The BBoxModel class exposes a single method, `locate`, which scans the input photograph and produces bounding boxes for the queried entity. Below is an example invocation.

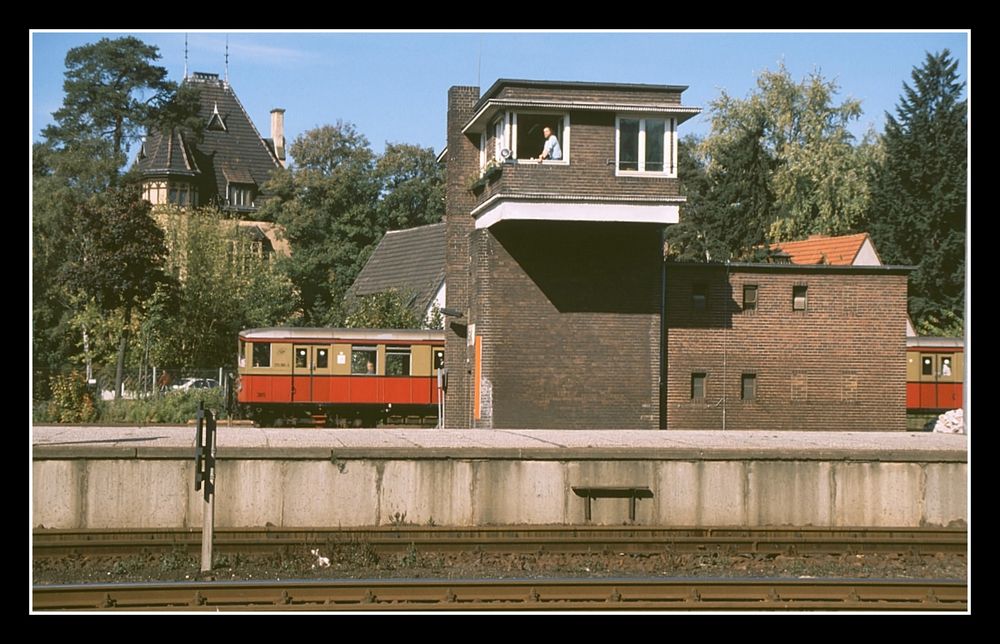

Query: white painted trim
[854,237,882,266]
[462,99,701,134]
[474,200,680,229]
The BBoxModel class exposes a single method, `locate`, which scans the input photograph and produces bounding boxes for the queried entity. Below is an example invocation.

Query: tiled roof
[136,73,281,205]
[347,223,446,315]
[770,233,873,266]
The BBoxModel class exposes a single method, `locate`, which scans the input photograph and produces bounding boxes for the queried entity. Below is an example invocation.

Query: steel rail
[32,578,968,611]
[33,527,968,557]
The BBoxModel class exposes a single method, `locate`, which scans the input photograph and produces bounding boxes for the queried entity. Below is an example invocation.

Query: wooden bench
[571,486,654,522]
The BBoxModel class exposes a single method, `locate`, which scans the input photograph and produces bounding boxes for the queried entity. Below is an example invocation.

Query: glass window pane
[645,119,665,172]
[619,118,639,171]
[295,348,308,368]
[252,343,271,368]
[741,374,756,400]
[316,349,328,369]
[922,357,933,376]
[386,347,411,376]
[793,286,808,311]
[691,373,706,400]
[743,285,758,311]
[352,347,377,375]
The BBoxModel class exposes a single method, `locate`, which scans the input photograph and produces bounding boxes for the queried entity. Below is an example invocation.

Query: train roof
[239,327,445,342]
[906,336,964,348]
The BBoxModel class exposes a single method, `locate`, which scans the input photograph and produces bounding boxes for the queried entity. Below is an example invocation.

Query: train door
[292,345,314,402]
[935,353,960,409]
[918,353,958,410]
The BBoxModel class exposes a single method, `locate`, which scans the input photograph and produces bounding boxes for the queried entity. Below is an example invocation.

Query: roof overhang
[463,99,702,134]
[472,194,684,229]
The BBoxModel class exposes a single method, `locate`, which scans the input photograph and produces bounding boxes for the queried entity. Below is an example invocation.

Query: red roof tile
[771,233,873,266]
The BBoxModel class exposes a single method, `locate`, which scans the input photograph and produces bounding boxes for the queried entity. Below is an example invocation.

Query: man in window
[537,126,562,162]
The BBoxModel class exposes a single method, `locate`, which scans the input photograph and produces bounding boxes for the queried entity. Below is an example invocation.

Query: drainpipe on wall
[660,227,668,430]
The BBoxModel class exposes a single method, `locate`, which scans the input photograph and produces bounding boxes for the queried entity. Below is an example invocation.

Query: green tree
[59,184,174,398]
[343,290,422,329]
[865,50,967,336]
[259,121,381,325]
[143,207,298,369]
[41,36,198,182]
[697,64,871,256]
[375,142,445,229]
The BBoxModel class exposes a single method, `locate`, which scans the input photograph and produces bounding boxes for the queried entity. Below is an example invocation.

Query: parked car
[172,378,219,391]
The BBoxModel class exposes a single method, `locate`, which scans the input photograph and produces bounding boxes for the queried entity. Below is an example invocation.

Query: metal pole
[200,409,216,574]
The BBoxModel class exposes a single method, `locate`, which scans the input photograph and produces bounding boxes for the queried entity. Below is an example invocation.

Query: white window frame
[509,111,570,165]
[615,115,676,177]
[479,132,487,173]
[492,114,510,163]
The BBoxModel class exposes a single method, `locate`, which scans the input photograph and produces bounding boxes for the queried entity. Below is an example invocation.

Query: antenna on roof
[224,35,230,86]
[184,33,189,79]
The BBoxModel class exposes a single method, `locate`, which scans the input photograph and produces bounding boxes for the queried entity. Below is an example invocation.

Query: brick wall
[664,264,909,431]
[491,84,684,105]
[474,221,663,429]
[444,86,480,428]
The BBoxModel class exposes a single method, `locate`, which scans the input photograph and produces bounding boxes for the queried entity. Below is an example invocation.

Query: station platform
[32,426,968,531]
[32,425,967,461]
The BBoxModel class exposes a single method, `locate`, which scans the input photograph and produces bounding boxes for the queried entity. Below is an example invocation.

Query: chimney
[270,108,286,166]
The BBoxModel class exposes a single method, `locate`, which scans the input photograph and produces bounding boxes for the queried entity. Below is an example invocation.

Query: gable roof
[347,222,446,315]
[136,72,281,205]
[770,233,877,266]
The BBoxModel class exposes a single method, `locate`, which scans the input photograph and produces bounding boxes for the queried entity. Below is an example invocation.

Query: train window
[352,346,377,375]
[691,373,706,400]
[922,357,933,376]
[295,348,308,368]
[252,343,271,368]
[386,346,411,376]
[743,285,758,312]
[741,373,756,401]
[316,348,329,369]
[239,340,247,368]
[692,283,707,310]
[434,349,445,370]
[792,285,808,311]
[940,357,952,376]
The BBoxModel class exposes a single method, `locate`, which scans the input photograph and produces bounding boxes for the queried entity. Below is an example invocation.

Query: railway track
[32,578,968,611]
[33,526,966,556]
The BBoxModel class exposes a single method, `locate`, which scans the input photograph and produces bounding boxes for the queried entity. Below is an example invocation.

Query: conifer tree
[866,50,967,336]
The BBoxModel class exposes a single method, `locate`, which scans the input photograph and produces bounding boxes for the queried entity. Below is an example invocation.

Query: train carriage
[906,337,964,413]
[237,327,445,427]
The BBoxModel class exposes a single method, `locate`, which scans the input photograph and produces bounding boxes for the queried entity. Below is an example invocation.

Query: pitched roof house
[346,222,446,324]
[135,71,285,214]
[772,233,916,336]
[770,233,881,266]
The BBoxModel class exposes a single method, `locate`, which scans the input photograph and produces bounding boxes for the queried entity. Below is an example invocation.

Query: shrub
[47,371,98,423]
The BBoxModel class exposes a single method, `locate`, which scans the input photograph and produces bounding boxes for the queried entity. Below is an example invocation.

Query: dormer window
[228,183,255,208]
[616,115,676,176]
[207,102,227,132]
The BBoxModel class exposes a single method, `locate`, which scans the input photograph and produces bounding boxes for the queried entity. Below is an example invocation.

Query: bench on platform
[571,486,653,522]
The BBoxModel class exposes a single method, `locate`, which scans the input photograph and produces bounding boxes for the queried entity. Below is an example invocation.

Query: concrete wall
[33,456,966,530]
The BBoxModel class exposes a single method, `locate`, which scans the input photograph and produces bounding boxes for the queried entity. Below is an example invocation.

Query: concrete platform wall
[33,457,967,530]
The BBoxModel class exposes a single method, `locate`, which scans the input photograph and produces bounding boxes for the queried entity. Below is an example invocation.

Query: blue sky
[31,30,969,160]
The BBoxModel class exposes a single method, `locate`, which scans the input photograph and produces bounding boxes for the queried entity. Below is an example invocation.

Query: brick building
[443,80,699,429]
[442,79,910,430]
[664,263,909,431]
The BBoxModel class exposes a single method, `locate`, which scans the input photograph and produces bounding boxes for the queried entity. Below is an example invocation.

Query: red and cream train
[236,327,445,427]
